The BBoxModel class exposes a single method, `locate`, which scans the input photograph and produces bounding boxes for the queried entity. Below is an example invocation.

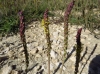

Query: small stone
[53,39,57,44]
[1,65,12,74]
[81,73,86,74]
[87,42,90,45]
[94,29,99,34]
[52,59,59,64]
[72,66,75,69]
[50,63,54,71]
[57,40,61,44]
[67,46,74,53]
[61,27,64,31]
[35,54,41,58]
[59,35,64,40]
[34,42,39,47]
[88,38,92,40]
[63,66,66,71]
[19,47,24,52]
[1,47,9,54]
[21,64,26,70]
[7,50,13,58]
[27,43,32,48]
[41,65,45,70]
[6,43,10,47]
[82,59,86,63]
[55,62,60,67]
[37,65,42,71]
[84,29,91,34]
[10,70,18,74]
[29,48,38,55]
[70,56,76,62]
[37,45,44,51]
[50,50,58,59]
[81,38,85,42]
[61,51,64,55]
[53,32,59,38]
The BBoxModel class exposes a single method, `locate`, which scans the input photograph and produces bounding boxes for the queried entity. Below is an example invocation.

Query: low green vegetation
[0,0,100,34]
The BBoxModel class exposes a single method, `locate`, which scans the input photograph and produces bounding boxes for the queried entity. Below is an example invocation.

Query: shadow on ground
[80,44,98,74]
[53,43,98,74]
[53,46,76,74]
[88,54,100,74]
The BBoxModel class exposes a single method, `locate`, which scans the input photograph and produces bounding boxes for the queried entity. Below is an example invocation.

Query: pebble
[35,54,41,58]
[10,70,18,74]
[1,47,9,54]
[50,63,54,71]
[52,39,57,44]
[63,66,66,71]
[19,47,24,52]
[94,29,99,34]
[53,32,59,38]
[37,45,44,51]
[1,65,12,74]
[50,50,58,59]
[70,56,76,62]
[55,62,61,67]
[29,48,38,55]
[7,50,13,58]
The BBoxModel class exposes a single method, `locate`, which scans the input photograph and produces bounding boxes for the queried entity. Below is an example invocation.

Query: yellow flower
[41,19,50,27]
[41,19,45,27]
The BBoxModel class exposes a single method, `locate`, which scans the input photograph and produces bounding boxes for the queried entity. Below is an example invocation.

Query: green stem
[22,35,29,73]
[45,24,51,74]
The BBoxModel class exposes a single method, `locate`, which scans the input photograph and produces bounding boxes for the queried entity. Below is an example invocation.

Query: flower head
[43,9,48,21]
[64,1,75,21]
[19,11,25,41]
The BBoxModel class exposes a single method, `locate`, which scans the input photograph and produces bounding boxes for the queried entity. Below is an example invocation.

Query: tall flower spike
[60,1,75,74]
[19,11,29,73]
[75,28,82,74]
[42,9,51,74]
[43,9,48,21]
[19,11,25,42]
[64,0,75,21]
[64,0,75,52]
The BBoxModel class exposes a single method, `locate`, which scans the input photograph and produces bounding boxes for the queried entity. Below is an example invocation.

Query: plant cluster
[18,0,83,74]
[0,0,100,74]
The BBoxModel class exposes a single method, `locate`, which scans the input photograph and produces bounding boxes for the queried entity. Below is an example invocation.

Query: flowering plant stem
[74,28,82,74]
[60,1,75,74]
[22,37,29,73]
[45,25,51,74]
[41,10,51,74]
[19,11,29,73]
